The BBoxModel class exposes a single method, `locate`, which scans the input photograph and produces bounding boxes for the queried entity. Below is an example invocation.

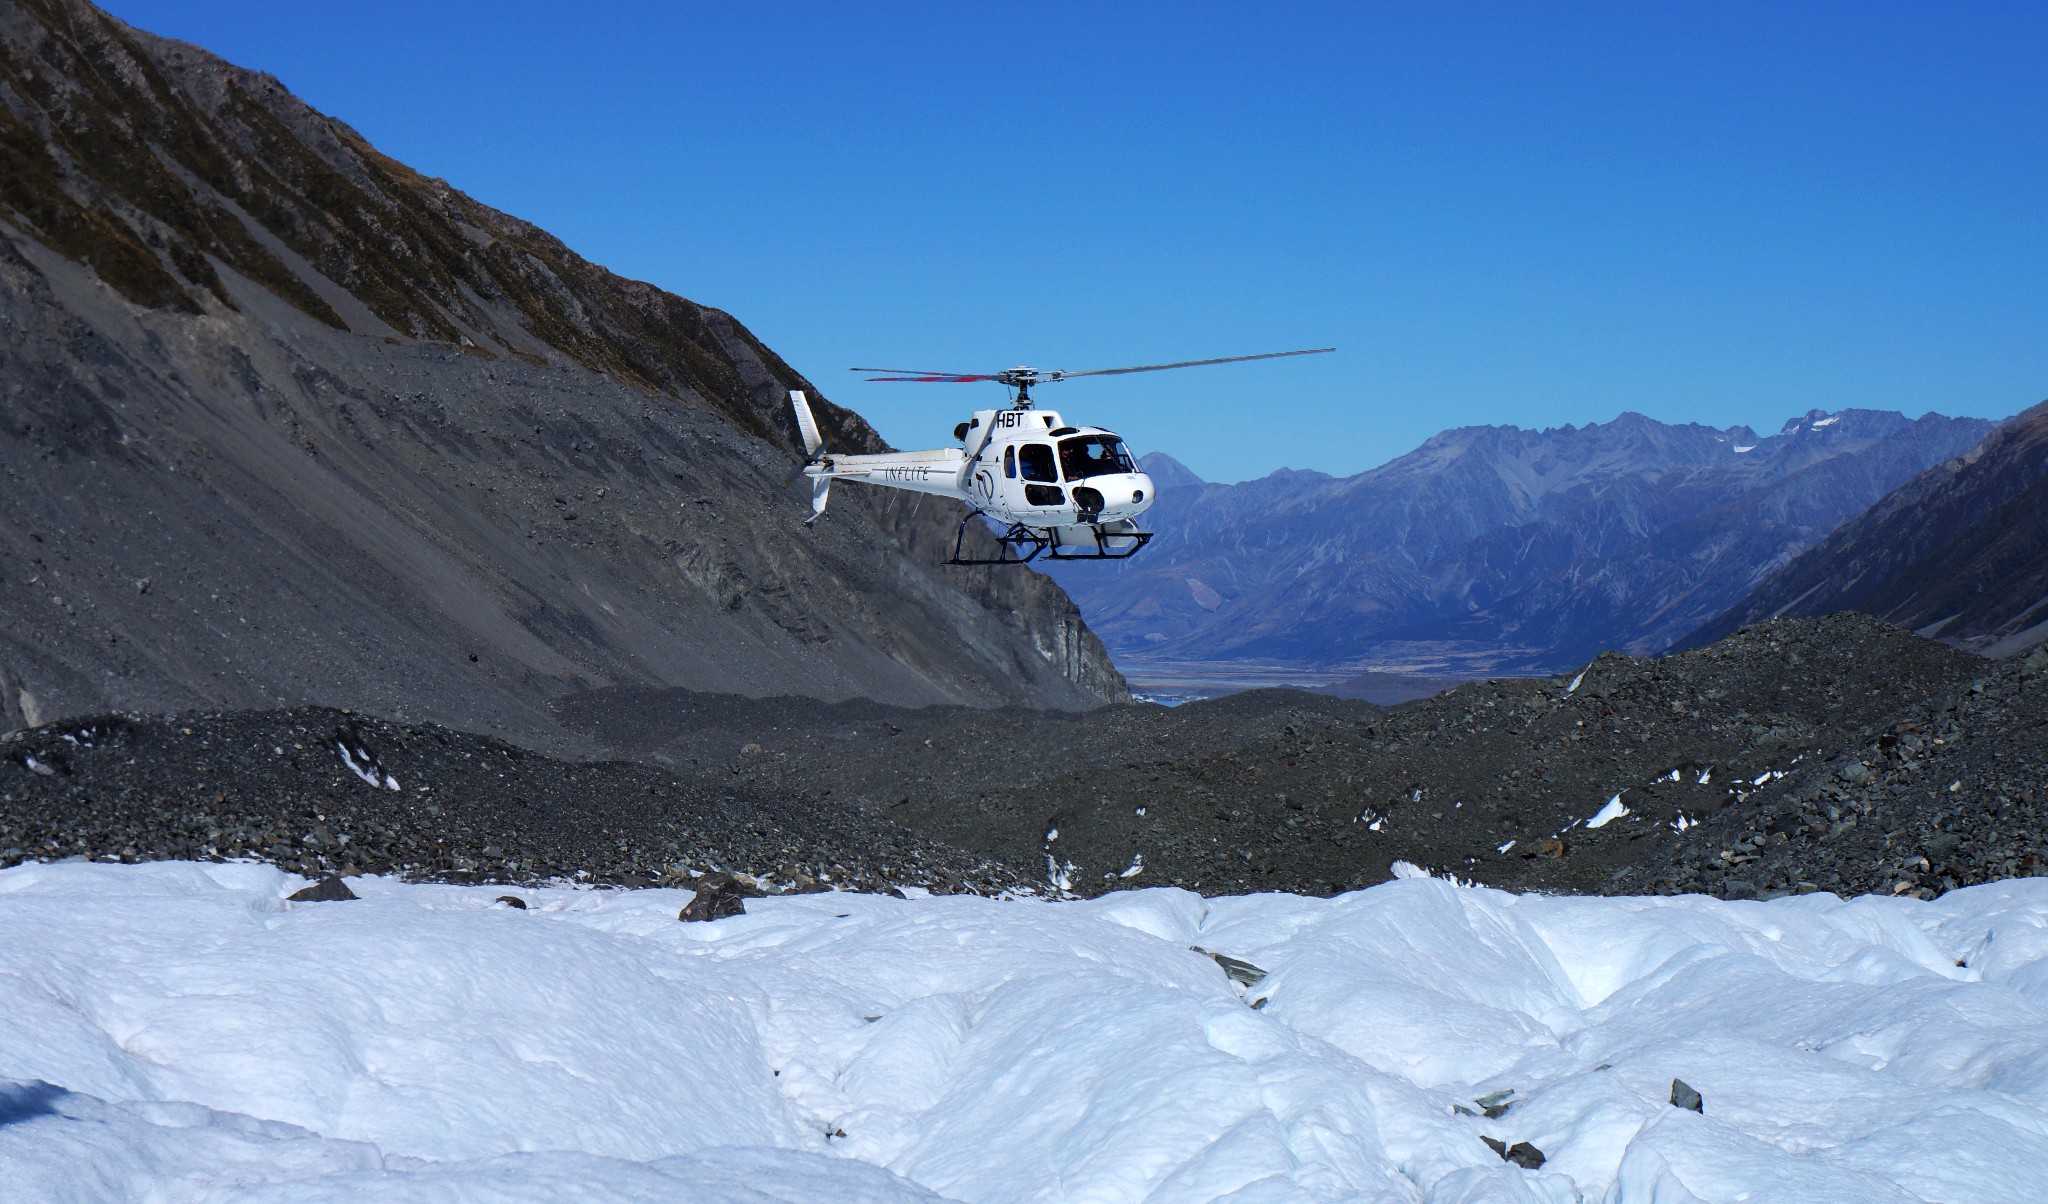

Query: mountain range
[0,0,1121,749]
[1048,408,1999,679]
[1688,400,2048,657]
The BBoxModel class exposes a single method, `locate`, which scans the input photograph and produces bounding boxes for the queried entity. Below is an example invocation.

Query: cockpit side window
[1058,436,1136,480]
[1017,443,1058,482]
[1003,445,1016,478]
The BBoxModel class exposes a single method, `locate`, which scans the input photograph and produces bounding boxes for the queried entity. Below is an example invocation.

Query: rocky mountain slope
[0,0,1121,749]
[1687,400,2048,658]
[1049,410,1997,680]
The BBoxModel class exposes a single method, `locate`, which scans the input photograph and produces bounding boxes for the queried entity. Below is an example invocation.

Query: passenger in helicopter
[1017,443,1059,483]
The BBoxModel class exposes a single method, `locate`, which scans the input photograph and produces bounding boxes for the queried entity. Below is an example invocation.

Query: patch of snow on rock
[1586,795,1631,829]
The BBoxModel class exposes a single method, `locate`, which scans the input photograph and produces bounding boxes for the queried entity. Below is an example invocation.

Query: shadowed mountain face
[1047,410,1998,679]
[1687,401,2048,659]
[0,0,1122,748]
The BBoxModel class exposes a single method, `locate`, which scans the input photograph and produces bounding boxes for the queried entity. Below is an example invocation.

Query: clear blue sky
[103,1,2047,482]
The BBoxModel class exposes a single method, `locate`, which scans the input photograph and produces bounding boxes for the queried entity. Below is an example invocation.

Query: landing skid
[946,515,1153,566]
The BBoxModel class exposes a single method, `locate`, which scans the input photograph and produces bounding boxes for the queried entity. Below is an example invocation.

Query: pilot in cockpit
[1059,436,1134,480]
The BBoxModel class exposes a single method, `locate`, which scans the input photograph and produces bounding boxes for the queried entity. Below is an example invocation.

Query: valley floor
[4,861,2048,1202]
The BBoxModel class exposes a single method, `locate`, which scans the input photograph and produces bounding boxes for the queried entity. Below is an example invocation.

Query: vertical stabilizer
[790,390,824,456]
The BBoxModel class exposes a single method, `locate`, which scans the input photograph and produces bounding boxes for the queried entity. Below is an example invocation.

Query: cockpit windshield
[1058,436,1136,480]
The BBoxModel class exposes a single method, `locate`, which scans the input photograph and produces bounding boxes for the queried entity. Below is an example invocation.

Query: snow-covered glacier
[4,861,2047,1202]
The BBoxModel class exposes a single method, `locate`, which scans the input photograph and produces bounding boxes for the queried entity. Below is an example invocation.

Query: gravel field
[896,614,1992,897]
[4,614,2041,904]
[0,708,1022,896]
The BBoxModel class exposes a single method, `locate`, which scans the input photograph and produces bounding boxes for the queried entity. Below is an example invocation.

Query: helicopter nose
[1112,472,1155,515]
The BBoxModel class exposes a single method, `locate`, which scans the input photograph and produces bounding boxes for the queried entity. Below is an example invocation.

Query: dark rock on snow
[1194,948,1268,987]
[679,873,762,923]
[1482,1136,1547,1170]
[289,876,356,902]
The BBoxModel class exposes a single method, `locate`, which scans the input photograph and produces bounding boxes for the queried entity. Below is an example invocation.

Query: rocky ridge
[1688,400,2048,658]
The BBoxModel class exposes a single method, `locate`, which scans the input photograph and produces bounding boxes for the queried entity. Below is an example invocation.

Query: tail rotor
[785,391,834,522]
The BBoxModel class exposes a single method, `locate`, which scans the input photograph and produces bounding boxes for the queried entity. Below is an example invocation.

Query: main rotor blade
[1054,348,1334,380]
[858,372,1006,383]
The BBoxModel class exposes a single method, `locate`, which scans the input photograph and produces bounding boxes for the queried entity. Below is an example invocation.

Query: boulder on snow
[1482,1136,1546,1169]
[288,876,357,902]
[1191,947,1268,986]
[1671,1078,1703,1112]
[679,873,761,922]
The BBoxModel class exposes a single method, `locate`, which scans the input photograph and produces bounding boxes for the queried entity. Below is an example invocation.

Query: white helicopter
[788,348,1332,565]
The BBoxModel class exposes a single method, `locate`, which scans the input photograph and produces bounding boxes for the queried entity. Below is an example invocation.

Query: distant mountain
[1049,408,1999,678]
[0,0,1121,746]
[1686,401,2048,657]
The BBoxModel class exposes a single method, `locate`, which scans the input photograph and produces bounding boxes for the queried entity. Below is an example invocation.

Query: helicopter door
[1016,443,1064,507]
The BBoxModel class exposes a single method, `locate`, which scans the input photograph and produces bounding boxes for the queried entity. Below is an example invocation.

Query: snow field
[3,863,2048,1201]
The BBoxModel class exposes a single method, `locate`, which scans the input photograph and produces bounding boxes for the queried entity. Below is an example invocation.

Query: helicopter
[788,348,1332,565]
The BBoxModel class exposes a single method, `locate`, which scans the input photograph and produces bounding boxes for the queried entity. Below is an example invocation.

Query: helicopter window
[1017,443,1058,482]
[1004,445,1016,478]
[1058,436,1136,480]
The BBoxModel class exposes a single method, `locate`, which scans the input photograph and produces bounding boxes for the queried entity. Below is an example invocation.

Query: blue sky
[103,1,2047,481]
